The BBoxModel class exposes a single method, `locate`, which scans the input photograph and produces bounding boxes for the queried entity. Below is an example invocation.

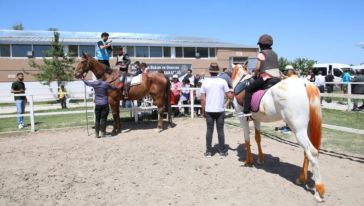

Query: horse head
[74,52,92,79]
[231,64,250,88]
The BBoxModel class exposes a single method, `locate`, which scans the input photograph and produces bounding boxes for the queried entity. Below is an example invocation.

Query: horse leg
[240,117,253,166]
[156,106,164,132]
[109,99,121,135]
[296,153,309,185]
[295,129,325,202]
[254,121,264,164]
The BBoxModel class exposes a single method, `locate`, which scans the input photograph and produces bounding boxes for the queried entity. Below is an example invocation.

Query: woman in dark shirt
[83,79,118,138]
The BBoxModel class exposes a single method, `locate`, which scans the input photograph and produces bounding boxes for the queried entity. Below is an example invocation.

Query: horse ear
[82,52,88,59]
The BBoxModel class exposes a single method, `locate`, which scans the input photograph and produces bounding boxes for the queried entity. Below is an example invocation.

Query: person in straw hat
[201,63,234,157]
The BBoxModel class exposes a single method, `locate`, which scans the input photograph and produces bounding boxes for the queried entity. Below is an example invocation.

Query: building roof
[0,30,257,49]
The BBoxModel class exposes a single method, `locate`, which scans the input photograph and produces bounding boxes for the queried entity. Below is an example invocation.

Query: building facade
[0,30,258,82]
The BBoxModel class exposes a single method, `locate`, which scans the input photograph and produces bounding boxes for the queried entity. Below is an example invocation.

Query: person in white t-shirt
[315,70,326,105]
[201,63,234,157]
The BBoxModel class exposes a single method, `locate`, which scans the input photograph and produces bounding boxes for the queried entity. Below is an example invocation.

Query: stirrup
[235,112,252,117]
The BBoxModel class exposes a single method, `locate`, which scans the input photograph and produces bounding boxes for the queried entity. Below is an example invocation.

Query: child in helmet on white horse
[242,34,281,116]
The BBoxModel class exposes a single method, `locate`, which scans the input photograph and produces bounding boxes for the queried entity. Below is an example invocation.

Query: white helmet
[284,65,294,71]
[172,74,178,79]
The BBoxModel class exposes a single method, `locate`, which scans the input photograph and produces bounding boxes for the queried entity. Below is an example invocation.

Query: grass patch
[322,108,364,130]
[321,128,364,156]
[0,109,135,134]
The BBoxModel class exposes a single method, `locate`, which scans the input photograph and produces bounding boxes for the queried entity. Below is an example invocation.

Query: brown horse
[74,53,173,134]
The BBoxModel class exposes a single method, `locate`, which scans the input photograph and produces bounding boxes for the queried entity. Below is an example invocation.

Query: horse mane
[231,65,238,81]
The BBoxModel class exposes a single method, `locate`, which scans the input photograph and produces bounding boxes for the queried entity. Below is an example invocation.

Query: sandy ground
[0,118,363,206]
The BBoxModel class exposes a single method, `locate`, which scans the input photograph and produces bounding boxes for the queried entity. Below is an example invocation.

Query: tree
[291,58,317,75]
[28,32,75,85]
[12,23,24,30]
[278,57,291,71]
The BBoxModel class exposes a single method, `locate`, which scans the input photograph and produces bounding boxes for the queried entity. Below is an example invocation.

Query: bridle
[80,57,120,83]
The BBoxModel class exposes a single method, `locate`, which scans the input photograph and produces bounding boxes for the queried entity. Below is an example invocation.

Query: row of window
[0,44,216,58]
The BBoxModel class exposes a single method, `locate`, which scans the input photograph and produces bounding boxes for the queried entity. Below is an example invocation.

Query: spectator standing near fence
[170,74,182,116]
[194,79,203,117]
[315,71,325,105]
[201,63,234,157]
[58,85,68,109]
[82,78,118,138]
[325,69,334,103]
[339,70,351,104]
[11,73,27,129]
[181,78,191,115]
[183,69,195,87]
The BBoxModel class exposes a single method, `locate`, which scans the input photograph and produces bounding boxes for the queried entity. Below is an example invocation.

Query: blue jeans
[15,100,26,125]
[205,112,226,153]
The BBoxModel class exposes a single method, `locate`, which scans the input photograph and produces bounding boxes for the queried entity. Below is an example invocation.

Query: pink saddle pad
[251,90,267,112]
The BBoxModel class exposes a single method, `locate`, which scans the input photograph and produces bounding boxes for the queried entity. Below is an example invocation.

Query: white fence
[1,83,363,133]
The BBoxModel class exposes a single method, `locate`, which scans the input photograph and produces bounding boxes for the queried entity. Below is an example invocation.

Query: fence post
[347,82,352,111]
[133,100,138,123]
[190,88,194,119]
[29,95,35,132]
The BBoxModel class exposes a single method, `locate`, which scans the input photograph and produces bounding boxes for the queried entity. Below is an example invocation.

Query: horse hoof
[314,193,324,203]
[155,128,163,133]
[257,159,264,165]
[295,178,304,185]
[243,161,253,167]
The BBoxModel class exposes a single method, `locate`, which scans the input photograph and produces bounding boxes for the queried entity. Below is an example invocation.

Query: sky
[0,0,363,65]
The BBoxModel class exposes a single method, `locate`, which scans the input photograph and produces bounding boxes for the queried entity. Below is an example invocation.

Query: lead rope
[84,84,90,136]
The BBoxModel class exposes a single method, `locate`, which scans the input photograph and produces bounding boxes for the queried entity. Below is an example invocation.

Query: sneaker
[18,124,23,129]
[281,128,291,134]
[219,151,228,157]
[204,151,213,157]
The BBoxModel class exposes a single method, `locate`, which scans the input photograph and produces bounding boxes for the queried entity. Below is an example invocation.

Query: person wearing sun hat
[282,64,297,79]
[200,63,234,157]
[170,74,182,116]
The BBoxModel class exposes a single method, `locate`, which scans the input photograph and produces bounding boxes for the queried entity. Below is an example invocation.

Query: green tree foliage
[12,23,24,30]
[28,32,75,85]
[278,57,290,71]
[291,58,317,75]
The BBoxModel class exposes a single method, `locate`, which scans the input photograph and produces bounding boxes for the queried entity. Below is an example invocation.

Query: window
[79,45,95,57]
[163,47,171,57]
[0,44,10,57]
[209,48,216,58]
[197,47,208,58]
[176,47,183,58]
[150,46,162,57]
[136,46,149,57]
[68,45,78,57]
[33,45,51,57]
[112,46,123,57]
[12,45,32,57]
[126,46,134,57]
[184,47,195,58]
[333,68,342,77]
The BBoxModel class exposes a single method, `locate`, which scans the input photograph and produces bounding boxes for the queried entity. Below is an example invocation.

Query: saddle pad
[130,74,142,86]
[251,89,267,112]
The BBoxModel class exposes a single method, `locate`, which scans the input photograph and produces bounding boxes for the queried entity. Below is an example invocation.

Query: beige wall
[0,47,257,82]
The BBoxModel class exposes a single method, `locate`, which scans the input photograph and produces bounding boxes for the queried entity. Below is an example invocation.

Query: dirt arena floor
[0,118,363,206]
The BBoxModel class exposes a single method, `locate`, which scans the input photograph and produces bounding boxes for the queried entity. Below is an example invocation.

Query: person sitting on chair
[242,34,280,116]
[116,47,131,98]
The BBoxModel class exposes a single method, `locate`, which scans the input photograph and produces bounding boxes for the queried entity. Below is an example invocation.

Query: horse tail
[305,82,322,150]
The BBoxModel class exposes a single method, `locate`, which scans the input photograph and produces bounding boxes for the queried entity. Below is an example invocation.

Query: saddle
[234,77,280,112]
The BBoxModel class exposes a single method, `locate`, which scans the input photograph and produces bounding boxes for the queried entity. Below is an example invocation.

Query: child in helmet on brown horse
[242,34,280,115]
